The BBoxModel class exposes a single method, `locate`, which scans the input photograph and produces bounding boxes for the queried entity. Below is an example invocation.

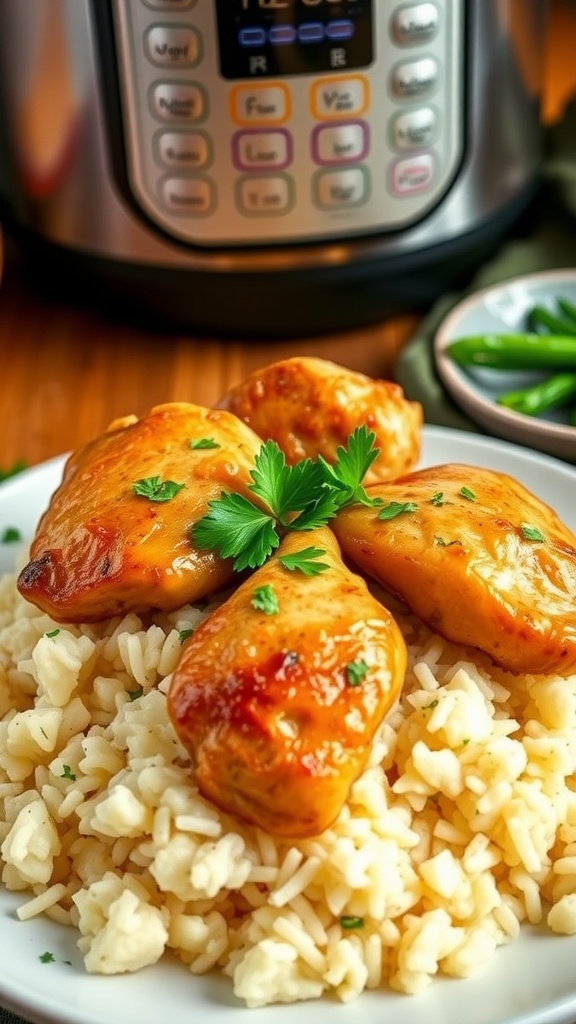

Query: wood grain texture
[0,243,419,469]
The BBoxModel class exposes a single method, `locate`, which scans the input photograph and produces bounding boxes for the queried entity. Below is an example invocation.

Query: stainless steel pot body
[0,1,549,335]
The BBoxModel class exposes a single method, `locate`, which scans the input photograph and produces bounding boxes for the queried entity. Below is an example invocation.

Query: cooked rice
[1,563,576,1007]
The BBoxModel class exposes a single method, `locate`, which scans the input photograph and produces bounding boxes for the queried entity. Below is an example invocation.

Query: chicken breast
[168,527,407,837]
[332,463,576,676]
[217,356,422,483]
[17,403,265,621]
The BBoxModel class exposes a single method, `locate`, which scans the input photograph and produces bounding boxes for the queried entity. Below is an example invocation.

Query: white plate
[433,269,576,464]
[1,429,576,1024]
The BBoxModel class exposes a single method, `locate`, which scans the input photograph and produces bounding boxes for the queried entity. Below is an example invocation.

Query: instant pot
[0,0,549,337]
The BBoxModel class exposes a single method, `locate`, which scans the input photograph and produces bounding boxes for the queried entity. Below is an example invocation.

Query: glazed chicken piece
[168,527,407,838]
[217,356,422,483]
[17,403,265,622]
[332,464,576,676]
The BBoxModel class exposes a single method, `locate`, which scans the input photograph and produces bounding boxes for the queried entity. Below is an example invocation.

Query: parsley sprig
[279,546,330,576]
[193,426,380,572]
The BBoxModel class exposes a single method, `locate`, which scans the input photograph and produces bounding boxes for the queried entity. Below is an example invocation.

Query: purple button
[232,129,293,171]
[269,25,297,45]
[239,27,266,47]
[311,121,369,166]
[325,20,355,41]
[298,23,324,43]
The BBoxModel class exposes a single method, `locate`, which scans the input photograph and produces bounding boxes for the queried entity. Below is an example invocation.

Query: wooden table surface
[0,0,573,472]
[0,238,420,470]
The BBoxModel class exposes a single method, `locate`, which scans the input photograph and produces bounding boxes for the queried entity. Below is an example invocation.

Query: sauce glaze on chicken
[217,356,422,484]
[15,357,576,838]
[168,528,407,837]
[17,403,265,621]
[333,463,576,676]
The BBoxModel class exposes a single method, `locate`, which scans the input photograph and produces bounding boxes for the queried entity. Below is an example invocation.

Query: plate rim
[433,269,576,450]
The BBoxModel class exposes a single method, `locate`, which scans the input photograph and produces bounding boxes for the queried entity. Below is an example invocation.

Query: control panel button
[315,167,369,209]
[231,84,291,125]
[233,130,292,171]
[392,107,437,149]
[312,122,369,165]
[145,25,201,68]
[237,175,293,216]
[160,176,214,214]
[156,130,211,168]
[268,25,297,45]
[325,20,355,42]
[390,153,435,194]
[298,23,324,43]
[311,75,369,119]
[238,27,267,47]
[150,82,206,122]
[391,57,439,100]
[391,4,440,45]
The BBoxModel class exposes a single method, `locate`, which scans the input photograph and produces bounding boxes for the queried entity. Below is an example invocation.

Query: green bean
[527,306,576,336]
[569,406,576,427]
[556,296,576,326]
[496,373,576,416]
[446,334,576,370]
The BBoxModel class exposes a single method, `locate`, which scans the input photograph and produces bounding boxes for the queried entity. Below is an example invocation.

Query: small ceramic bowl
[434,269,576,464]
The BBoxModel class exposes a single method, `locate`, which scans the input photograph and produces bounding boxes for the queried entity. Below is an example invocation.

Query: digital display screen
[215,0,373,80]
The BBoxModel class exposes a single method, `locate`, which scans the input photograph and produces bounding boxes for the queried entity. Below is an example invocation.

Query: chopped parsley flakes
[346,660,370,687]
[189,437,221,450]
[251,583,279,615]
[459,486,476,502]
[520,524,546,542]
[132,476,184,503]
[339,916,364,930]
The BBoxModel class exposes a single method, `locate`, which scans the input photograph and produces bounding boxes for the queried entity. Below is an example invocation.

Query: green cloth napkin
[393,100,576,431]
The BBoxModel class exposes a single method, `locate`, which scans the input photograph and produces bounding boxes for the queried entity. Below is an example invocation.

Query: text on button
[311,75,369,119]
[145,26,200,67]
[237,175,292,215]
[391,154,435,194]
[312,121,368,164]
[157,131,210,168]
[150,83,206,122]
[233,130,292,170]
[160,176,214,214]
[231,84,290,125]
[315,167,368,208]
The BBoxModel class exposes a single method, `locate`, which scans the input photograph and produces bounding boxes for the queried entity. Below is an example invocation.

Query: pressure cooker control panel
[111,0,465,247]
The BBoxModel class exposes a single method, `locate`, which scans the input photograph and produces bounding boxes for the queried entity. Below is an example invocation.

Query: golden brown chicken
[217,356,422,483]
[168,527,407,838]
[17,403,265,622]
[332,463,576,676]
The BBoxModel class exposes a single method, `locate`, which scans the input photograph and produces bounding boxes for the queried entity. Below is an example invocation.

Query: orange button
[230,83,291,126]
[311,75,369,120]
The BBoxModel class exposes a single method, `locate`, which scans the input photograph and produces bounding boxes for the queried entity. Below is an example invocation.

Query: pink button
[390,154,434,195]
